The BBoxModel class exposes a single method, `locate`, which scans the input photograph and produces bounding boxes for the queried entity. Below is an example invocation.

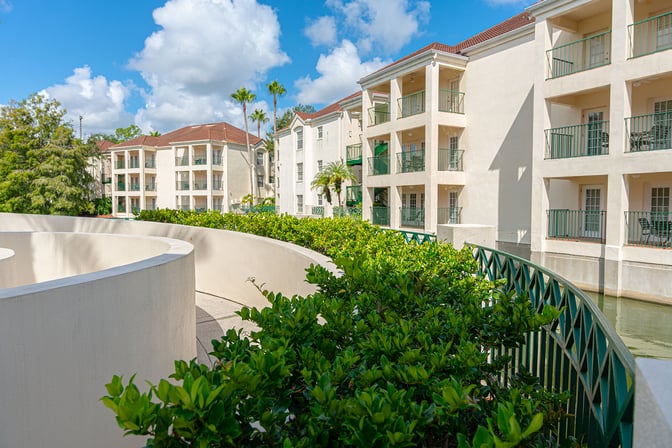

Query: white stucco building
[109,122,270,217]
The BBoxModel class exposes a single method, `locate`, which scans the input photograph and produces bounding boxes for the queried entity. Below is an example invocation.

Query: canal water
[586,292,672,360]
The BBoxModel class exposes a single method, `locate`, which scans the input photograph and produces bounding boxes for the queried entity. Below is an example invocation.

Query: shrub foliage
[103,210,567,447]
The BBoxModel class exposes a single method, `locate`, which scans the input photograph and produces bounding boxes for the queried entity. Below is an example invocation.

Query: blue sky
[0,0,535,136]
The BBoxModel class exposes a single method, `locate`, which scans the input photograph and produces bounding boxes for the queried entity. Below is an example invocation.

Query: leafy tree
[114,124,143,142]
[0,94,96,215]
[231,87,257,199]
[276,104,316,131]
[149,130,161,137]
[249,109,269,138]
[310,160,356,208]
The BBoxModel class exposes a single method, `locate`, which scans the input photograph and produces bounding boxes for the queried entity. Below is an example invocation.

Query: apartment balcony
[311,206,324,217]
[437,207,462,225]
[438,148,464,171]
[212,156,223,165]
[368,104,390,126]
[131,206,140,215]
[346,143,363,165]
[397,91,425,118]
[176,157,189,166]
[193,182,207,191]
[368,155,390,175]
[145,183,156,192]
[129,160,140,169]
[116,182,126,191]
[334,206,361,218]
[547,209,606,243]
[178,204,190,211]
[625,211,671,248]
[212,181,223,190]
[116,160,125,169]
[194,156,207,166]
[546,31,611,79]
[400,207,424,228]
[145,159,156,169]
[396,150,425,173]
[117,204,126,213]
[346,185,362,206]
[438,90,465,114]
[544,121,609,159]
[129,183,141,192]
[371,206,390,226]
[176,181,190,191]
[629,11,672,58]
[625,111,672,152]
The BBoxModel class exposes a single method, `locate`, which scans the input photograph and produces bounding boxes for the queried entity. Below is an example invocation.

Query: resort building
[89,140,113,201]
[109,122,268,217]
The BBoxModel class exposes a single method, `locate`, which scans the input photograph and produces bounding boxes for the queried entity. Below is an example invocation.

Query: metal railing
[398,90,425,118]
[193,182,207,190]
[116,160,125,169]
[176,181,190,191]
[129,160,140,169]
[311,206,324,217]
[437,207,462,224]
[625,111,672,152]
[397,149,425,173]
[400,207,425,228]
[438,89,465,114]
[368,104,390,126]
[145,159,156,169]
[546,31,611,79]
[438,148,464,171]
[116,182,126,191]
[368,155,390,175]
[129,183,141,192]
[178,204,190,211]
[397,229,436,244]
[629,11,672,58]
[212,181,223,190]
[472,245,634,448]
[545,121,610,159]
[334,206,362,218]
[212,156,223,165]
[194,156,207,165]
[625,210,672,248]
[175,157,189,166]
[371,206,390,226]
[547,209,606,243]
[145,183,156,191]
[117,204,126,213]
[346,144,363,165]
[346,185,362,206]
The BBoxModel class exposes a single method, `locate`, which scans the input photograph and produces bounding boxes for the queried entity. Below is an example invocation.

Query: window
[656,14,672,50]
[653,100,672,149]
[449,191,459,224]
[297,163,303,182]
[296,127,303,151]
[651,187,670,220]
[317,126,323,140]
[317,160,323,172]
[257,175,264,188]
[256,151,264,166]
[297,195,303,213]
[269,175,275,184]
[318,194,323,206]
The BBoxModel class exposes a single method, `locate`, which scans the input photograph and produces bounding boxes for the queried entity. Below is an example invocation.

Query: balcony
[145,159,156,169]
[116,182,126,191]
[178,205,190,211]
[368,103,390,126]
[547,209,606,243]
[396,150,425,173]
[194,156,207,166]
[193,182,207,190]
[438,90,464,114]
[546,31,611,79]
[438,148,464,171]
[311,206,324,217]
[129,160,140,169]
[625,112,672,152]
[117,204,126,213]
[129,183,141,192]
[212,156,223,165]
[625,211,671,248]
[397,91,425,118]
[175,157,189,166]
[437,207,462,224]
[145,183,156,192]
[346,144,363,165]
[400,207,424,228]
[629,11,672,58]
[212,181,223,190]
[346,185,362,206]
[116,160,125,169]
[371,206,390,226]
[368,155,390,175]
[176,181,190,191]
[545,121,609,159]
[334,206,361,218]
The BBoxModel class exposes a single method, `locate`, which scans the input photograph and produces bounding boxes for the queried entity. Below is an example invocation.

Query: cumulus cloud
[305,16,338,47]
[325,0,430,54]
[129,0,289,132]
[295,40,388,105]
[41,66,134,135]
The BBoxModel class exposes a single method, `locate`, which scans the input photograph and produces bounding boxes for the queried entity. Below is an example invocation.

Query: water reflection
[586,292,672,360]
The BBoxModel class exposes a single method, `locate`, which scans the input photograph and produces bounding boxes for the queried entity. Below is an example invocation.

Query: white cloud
[0,1,12,13]
[41,66,134,136]
[305,16,338,47]
[295,40,388,105]
[129,0,289,132]
[325,0,430,54]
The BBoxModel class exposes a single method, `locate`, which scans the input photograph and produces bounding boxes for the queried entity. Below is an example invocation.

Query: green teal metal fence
[545,121,610,159]
[629,11,672,58]
[625,111,672,152]
[546,31,612,78]
[472,245,635,448]
[625,210,672,248]
[398,90,425,118]
[397,149,425,173]
[547,209,606,243]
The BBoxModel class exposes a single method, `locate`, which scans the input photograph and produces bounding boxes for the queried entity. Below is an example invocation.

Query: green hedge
[103,210,569,447]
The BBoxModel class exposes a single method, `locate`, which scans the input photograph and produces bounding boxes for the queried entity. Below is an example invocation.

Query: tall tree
[249,109,269,138]
[231,87,257,199]
[0,94,96,215]
[267,81,286,197]
[310,160,356,209]
[114,124,143,142]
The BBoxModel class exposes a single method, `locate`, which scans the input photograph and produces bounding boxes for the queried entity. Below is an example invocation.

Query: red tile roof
[299,91,363,121]
[95,140,116,152]
[110,122,261,149]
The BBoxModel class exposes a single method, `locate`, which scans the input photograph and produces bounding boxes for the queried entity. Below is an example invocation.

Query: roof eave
[460,22,535,56]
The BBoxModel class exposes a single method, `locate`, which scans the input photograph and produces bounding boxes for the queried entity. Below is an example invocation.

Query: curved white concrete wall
[0,231,195,448]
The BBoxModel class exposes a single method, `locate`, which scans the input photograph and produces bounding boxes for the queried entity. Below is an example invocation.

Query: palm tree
[231,87,257,198]
[310,160,356,210]
[249,109,269,138]
[267,80,286,197]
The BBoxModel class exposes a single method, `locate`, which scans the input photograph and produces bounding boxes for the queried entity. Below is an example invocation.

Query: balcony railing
[334,206,362,218]
[625,111,672,152]
[212,156,223,165]
[625,210,672,248]
[175,157,189,166]
[346,185,362,206]
[194,156,207,165]
[129,160,140,169]
[117,204,126,213]
[396,150,425,173]
[371,206,390,226]
[398,90,425,118]
[129,183,141,192]
[212,181,223,190]
[178,205,190,211]
[116,160,125,169]
[116,182,126,191]
[547,209,606,243]
[437,207,462,224]
[193,182,207,190]
[400,207,425,228]
[472,246,634,448]
[346,143,363,165]
[145,159,156,169]
[438,90,465,114]
[368,155,390,175]
[545,121,609,159]
[368,103,390,126]
[176,181,190,191]
[145,183,156,192]
[547,31,611,79]
[629,11,672,58]
[438,148,464,171]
